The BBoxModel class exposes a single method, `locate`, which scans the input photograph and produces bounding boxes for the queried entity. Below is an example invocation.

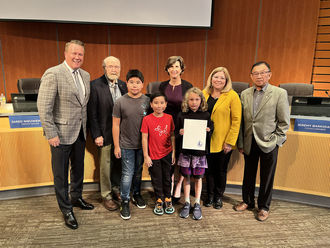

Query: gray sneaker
[193,203,202,220]
[179,202,191,218]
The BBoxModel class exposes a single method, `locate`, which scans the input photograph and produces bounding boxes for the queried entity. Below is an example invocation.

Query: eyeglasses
[106,65,120,70]
[251,71,270,77]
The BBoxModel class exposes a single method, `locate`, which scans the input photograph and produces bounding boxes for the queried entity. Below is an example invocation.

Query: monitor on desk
[11,93,38,113]
[291,96,330,117]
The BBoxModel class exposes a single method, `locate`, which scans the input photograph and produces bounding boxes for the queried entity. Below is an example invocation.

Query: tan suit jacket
[37,62,90,145]
[238,84,290,155]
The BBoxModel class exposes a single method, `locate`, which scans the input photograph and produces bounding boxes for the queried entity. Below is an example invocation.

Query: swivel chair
[146,82,161,94]
[279,83,314,105]
[17,78,41,94]
[232,81,249,95]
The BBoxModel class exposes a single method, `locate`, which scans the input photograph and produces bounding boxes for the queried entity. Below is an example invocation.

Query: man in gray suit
[235,61,290,221]
[37,40,94,230]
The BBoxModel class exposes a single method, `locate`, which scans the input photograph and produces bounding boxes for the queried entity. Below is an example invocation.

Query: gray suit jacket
[238,84,290,155]
[37,62,90,145]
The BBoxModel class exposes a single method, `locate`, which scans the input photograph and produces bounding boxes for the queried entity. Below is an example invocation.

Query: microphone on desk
[325,91,330,97]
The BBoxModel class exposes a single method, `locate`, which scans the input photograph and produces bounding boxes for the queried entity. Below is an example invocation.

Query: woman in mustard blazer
[203,67,242,209]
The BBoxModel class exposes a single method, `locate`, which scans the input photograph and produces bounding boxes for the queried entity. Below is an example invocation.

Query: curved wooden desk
[0,111,329,200]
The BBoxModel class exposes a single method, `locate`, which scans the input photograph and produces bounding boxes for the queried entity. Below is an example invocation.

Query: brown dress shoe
[234,202,249,211]
[257,209,269,221]
[103,199,119,211]
[113,192,121,202]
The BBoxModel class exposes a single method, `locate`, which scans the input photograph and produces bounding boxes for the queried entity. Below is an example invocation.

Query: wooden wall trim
[313,0,330,97]
[0,0,320,100]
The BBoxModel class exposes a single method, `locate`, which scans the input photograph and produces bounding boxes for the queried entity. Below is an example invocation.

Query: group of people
[37,40,290,230]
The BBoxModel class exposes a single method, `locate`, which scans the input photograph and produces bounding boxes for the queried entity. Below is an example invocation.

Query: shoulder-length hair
[164,56,185,74]
[182,87,208,113]
[204,67,232,95]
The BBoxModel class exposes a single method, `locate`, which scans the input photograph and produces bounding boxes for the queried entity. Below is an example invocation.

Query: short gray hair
[65,40,85,52]
[102,56,120,68]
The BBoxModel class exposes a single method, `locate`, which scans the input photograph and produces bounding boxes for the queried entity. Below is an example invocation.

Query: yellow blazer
[203,89,242,153]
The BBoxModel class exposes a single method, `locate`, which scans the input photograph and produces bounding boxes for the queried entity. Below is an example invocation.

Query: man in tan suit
[37,40,94,229]
[235,61,290,221]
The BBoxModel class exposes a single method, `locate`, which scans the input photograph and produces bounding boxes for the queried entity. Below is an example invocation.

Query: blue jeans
[120,148,144,201]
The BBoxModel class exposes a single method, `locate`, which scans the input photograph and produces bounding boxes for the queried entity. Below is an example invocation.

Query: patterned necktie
[73,70,84,102]
[110,82,119,102]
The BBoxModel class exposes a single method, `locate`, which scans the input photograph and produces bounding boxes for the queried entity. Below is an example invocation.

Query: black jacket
[176,110,214,156]
[87,75,127,146]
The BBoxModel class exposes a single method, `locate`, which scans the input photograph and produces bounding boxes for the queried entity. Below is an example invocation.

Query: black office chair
[279,83,314,105]
[17,78,41,94]
[146,82,161,94]
[232,81,249,95]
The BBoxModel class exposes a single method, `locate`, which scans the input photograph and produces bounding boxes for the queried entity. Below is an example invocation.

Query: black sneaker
[213,198,223,209]
[132,194,146,209]
[120,200,131,220]
[172,196,181,205]
[203,198,214,207]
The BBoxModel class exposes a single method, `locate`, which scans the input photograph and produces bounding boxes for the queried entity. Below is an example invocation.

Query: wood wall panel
[257,0,319,85]
[317,25,330,33]
[313,82,330,90]
[0,1,321,101]
[312,74,330,81]
[321,0,330,7]
[158,28,206,89]
[0,22,58,101]
[312,0,330,96]
[315,42,330,50]
[315,50,330,57]
[109,26,158,92]
[206,0,259,85]
[313,90,328,96]
[314,58,330,66]
[317,34,330,41]
[319,17,330,25]
[0,28,4,96]
[313,66,330,73]
[319,8,330,16]
[57,23,109,81]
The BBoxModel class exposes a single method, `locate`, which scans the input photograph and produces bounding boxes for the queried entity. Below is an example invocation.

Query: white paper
[182,119,207,151]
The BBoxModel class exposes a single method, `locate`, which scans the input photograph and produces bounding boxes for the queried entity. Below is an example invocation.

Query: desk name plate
[294,118,330,134]
[9,115,42,128]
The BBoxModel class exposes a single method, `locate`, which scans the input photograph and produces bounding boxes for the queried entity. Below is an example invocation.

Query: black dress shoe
[213,198,223,209]
[72,198,94,210]
[203,198,214,207]
[63,211,78,229]
[172,196,180,205]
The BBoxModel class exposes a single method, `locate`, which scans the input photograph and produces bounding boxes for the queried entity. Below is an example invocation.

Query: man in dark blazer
[37,40,94,230]
[236,61,290,221]
[88,56,127,211]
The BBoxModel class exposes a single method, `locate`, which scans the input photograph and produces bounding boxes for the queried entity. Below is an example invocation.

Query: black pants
[148,152,172,201]
[242,137,278,211]
[50,128,86,213]
[206,150,233,200]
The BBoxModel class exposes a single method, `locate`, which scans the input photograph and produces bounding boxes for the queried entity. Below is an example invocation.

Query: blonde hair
[181,87,208,113]
[204,67,232,95]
